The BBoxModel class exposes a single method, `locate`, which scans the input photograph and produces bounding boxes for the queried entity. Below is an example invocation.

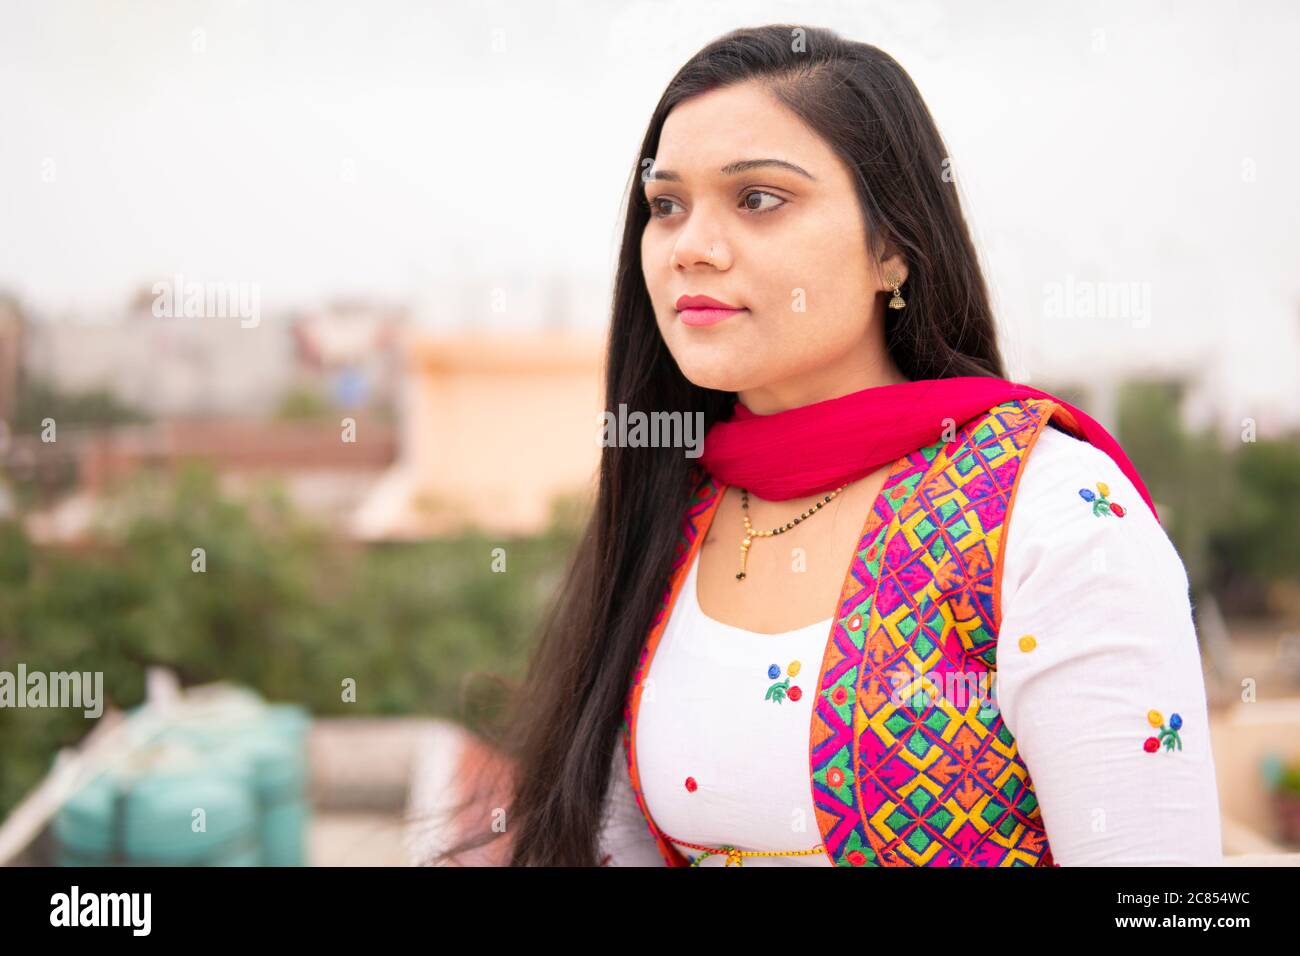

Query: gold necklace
[736,483,849,581]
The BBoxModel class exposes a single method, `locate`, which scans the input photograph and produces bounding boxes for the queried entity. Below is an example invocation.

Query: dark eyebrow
[646,158,817,184]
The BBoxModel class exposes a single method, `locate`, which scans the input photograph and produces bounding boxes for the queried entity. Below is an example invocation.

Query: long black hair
[428,23,1005,866]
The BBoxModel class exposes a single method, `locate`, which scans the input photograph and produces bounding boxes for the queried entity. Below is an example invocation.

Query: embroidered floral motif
[684,776,698,792]
[765,660,803,703]
[1143,709,1183,752]
[1079,480,1126,517]
[1018,634,1037,652]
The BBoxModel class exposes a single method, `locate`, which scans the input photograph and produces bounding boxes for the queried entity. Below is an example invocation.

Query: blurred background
[1,0,1298,865]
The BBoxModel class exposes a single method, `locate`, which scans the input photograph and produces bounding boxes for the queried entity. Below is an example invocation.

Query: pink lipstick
[675,293,747,327]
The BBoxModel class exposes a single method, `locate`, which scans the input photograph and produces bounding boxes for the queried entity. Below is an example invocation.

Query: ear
[878,251,909,289]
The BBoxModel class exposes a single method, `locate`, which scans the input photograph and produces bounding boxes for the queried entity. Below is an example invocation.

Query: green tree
[0,463,584,819]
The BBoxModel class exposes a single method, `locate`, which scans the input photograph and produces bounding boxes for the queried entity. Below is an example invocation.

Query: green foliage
[12,376,150,434]
[272,386,332,422]
[1116,378,1300,607]
[1281,761,1300,795]
[1211,440,1300,579]
[0,463,584,820]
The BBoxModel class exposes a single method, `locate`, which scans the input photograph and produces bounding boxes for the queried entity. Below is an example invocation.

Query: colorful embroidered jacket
[620,397,1082,867]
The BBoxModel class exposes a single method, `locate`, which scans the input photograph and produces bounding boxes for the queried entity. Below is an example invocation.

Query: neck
[737,347,909,416]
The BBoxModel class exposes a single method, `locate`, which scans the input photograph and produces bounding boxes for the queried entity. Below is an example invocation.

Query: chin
[672,355,761,394]
[659,322,773,393]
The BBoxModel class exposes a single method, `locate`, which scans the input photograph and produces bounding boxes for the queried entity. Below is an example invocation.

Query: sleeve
[596,738,669,866]
[993,422,1223,865]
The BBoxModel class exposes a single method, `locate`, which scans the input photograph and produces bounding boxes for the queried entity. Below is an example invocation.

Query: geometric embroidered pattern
[809,398,1059,866]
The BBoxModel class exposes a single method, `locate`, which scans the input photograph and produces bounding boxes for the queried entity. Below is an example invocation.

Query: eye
[645,190,787,220]
[741,190,786,214]
[646,196,682,219]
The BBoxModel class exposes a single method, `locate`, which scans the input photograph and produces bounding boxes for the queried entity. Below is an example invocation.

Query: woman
[431,24,1222,867]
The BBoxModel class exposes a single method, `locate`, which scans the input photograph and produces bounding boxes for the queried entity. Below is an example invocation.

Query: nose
[669,213,731,271]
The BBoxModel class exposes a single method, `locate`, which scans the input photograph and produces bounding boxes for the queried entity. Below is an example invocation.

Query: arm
[596,739,669,866]
[994,423,1223,865]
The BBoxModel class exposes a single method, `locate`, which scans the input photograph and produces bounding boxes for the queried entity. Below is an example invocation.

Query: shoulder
[1012,417,1154,537]
[1001,418,1190,603]
[1023,417,1134,485]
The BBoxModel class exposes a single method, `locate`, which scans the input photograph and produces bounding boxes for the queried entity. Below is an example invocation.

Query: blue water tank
[54,761,259,866]
[54,698,312,866]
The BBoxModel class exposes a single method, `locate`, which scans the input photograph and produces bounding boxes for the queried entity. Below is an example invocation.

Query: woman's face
[641,80,907,413]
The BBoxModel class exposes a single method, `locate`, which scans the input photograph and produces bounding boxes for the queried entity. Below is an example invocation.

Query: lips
[675,293,746,327]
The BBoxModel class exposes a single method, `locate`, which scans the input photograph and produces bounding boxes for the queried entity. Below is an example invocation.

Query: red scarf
[698,376,1160,521]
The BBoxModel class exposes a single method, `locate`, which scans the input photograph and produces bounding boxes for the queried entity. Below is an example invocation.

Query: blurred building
[24,298,294,419]
[1017,299,1300,441]
[288,299,405,413]
[353,330,605,540]
[23,419,399,545]
[20,291,406,421]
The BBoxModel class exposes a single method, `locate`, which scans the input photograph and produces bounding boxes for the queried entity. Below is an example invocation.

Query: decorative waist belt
[666,835,826,867]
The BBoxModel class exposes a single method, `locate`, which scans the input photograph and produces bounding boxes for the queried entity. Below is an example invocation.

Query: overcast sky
[2,0,1297,421]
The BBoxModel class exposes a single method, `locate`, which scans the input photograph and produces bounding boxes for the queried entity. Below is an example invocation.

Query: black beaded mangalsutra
[736,483,849,580]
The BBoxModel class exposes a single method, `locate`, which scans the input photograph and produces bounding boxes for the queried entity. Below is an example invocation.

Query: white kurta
[599,424,1224,866]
